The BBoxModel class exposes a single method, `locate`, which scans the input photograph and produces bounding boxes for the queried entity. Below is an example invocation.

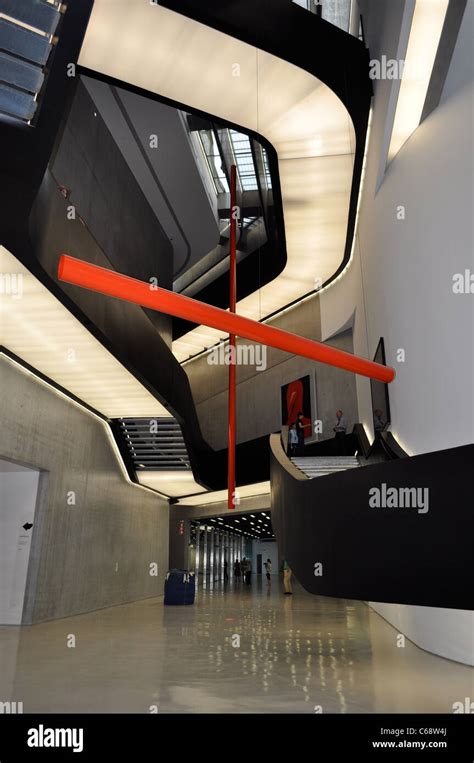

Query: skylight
[230,130,258,191]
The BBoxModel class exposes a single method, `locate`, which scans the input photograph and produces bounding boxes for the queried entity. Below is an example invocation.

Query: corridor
[1,580,471,714]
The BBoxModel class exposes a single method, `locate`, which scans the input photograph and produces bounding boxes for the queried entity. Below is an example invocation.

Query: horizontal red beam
[58,255,395,383]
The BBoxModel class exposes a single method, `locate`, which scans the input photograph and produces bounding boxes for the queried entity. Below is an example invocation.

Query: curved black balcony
[270,433,473,609]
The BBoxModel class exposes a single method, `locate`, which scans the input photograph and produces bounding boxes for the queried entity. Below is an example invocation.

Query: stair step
[290,454,361,480]
[118,416,191,474]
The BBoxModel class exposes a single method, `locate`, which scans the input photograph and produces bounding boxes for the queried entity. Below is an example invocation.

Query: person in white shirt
[288,424,298,455]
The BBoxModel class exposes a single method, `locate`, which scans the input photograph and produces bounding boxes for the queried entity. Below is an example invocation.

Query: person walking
[224,559,229,581]
[245,558,252,586]
[282,559,293,595]
[234,559,241,581]
[288,424,298,456]
[296,412,305,456]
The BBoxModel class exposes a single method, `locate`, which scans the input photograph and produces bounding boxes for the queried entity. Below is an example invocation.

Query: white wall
[370,602,474,666]
[320,1,473,664]
[0,461,39,625]
[322,0,474,455]
[252,541,279,576]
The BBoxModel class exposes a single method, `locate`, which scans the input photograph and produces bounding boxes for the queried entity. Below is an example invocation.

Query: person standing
[374,409,385,434]
[240,556,249,582]
[264,558,272,584]
[288,424,298,456]
[234,559,241,580]
[283,559,293,595]
[333,409,347,455]
[224,559,229,581]
[296,412,305,456]
[245,558,252,586]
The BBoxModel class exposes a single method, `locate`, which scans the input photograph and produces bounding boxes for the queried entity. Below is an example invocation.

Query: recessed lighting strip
[1,351,170,501]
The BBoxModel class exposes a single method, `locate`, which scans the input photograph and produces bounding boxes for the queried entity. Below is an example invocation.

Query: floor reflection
[0,579,471,713]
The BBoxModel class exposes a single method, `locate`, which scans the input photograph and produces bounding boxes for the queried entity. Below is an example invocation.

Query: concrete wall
[0,356,169,623]
[82,77,220,278]
[320,0,473,665]
[51,79,173,344]
[184,290,358,449]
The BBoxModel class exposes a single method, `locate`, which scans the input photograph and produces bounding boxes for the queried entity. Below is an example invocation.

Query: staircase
[291,456,360,479]
[117,417,190,472]
[0,0,62,123]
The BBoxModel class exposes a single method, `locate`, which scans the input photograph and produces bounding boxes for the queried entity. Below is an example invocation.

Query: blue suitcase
[164,569,196,605]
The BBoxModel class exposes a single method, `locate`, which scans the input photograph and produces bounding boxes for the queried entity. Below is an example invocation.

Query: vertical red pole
[228,165,237,509]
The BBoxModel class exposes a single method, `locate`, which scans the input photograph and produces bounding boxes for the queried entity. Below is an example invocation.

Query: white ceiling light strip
[79,0,356,363]
[0,246,170,418]
[0,352,170,500]
[175,481,270,506]
[137,470,207,498]
[0,248,219,497]
[388,0,449,163]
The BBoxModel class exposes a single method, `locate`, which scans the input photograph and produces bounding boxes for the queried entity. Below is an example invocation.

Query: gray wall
[184,293,358,449]
[51,78,173,343]
[82,77,220,278]
[1,357,169,623]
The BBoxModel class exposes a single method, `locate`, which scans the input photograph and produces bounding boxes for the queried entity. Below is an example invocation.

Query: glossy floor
[0,579,472,713]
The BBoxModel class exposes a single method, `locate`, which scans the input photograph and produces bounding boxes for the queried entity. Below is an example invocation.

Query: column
[202,526,208,584]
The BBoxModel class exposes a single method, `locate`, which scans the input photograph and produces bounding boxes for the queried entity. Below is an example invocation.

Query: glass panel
[292,0,357,36]
[230,129,258,191]
[262,148,272,190]
[198,129,229,194]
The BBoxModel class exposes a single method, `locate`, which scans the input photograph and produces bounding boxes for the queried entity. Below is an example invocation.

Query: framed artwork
[281,375,312,440]
[370,337,391,435]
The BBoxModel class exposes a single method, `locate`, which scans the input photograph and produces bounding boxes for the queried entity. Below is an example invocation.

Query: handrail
[379,432,409,460]
[352,422,371,458]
